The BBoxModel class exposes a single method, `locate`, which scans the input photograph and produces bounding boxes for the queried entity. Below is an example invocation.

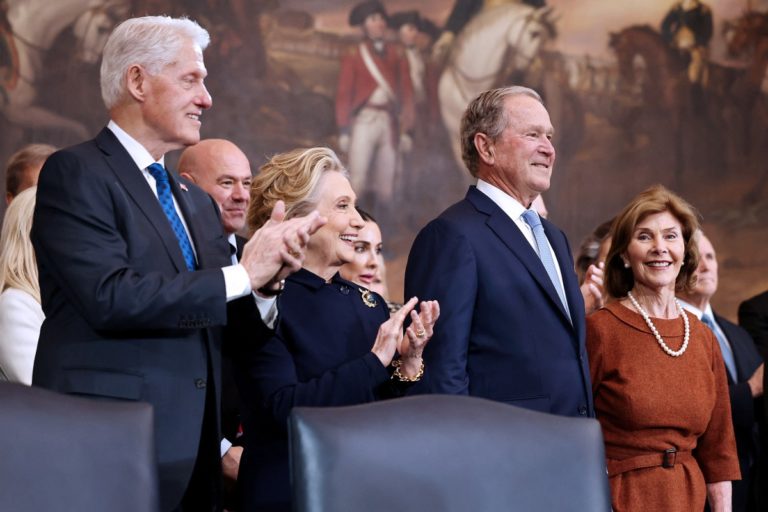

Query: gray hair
[460,86,543,177]
[100,16,210,109]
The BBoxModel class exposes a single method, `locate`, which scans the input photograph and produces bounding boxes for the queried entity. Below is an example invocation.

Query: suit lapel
[94,128,188,273]
[542,218,584,336]
[235,235,246,261]
[467,188,572,326]
[716,313,762,381]
[167,171,207,266]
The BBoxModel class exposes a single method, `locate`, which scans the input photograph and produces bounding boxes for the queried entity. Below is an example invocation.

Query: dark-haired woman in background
[340,207,402,312]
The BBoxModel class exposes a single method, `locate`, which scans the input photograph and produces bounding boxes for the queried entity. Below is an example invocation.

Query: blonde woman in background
[0,187,43,384]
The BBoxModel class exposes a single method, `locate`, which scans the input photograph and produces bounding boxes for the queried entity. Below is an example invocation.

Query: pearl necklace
[627,292,690,357]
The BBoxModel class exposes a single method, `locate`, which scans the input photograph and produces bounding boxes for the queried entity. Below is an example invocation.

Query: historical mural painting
[1,0,766,316]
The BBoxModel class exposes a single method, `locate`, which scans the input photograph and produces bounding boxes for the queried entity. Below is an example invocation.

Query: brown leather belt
[607,448,693,477]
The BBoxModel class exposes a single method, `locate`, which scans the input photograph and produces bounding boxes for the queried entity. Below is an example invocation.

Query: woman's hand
[398,300,440,378]
[581,262,604,314]
[400,300,440,359]
[706,481,731,512]
[370,297,418,367]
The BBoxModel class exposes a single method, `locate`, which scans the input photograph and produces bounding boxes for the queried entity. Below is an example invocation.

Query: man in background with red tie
[678,231,763,512]
[31,17,324,511]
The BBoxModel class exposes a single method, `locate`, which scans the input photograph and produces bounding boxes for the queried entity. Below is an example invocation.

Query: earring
[623,261,630,268]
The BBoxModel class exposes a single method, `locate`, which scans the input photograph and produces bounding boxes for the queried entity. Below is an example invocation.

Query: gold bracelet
[391,358,424,382]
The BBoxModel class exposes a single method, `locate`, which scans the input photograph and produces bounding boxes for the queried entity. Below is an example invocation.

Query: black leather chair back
[289,394,610,512]
[0,382,158,512]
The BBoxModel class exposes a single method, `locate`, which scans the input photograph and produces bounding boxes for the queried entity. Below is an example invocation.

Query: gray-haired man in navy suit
[405,86,594,418]
[679,232,763,512]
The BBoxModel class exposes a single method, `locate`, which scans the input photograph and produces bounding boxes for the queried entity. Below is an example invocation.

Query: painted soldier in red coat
[335,0,414,211]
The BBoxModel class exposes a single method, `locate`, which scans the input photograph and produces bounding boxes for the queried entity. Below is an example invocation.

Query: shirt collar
[476,179,528,221]
[677,298,712,320]
[107,120,165,171]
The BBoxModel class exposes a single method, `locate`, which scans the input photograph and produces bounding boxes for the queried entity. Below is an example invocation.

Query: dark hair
[355,207,377,223]
[604,185,700,299]
[5,143,56,198]
[575,218,613,283]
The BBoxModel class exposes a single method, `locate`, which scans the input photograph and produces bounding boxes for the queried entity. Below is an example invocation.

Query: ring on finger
[415,329,426,338]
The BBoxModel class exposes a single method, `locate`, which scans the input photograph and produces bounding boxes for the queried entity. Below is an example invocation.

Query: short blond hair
[247,147,347,232]
[0,187,39,302]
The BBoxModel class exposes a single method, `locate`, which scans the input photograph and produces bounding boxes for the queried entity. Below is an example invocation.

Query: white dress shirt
[107,120,251,301]
[475,180,566,291]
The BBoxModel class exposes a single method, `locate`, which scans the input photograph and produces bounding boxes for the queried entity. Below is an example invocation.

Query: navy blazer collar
[94,128,202,272]
[465,186,581,333]
[289,268,354,290]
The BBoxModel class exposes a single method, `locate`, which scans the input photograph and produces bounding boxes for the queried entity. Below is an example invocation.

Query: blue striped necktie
[147,163,197,271]
[521,209,571,320]
[701,313,737,381]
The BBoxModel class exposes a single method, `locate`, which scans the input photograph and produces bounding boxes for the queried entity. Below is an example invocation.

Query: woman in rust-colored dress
[586,185,740,512]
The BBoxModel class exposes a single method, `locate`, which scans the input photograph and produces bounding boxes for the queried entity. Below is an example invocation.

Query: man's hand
[222,445,243,482]
[239,201,326,291]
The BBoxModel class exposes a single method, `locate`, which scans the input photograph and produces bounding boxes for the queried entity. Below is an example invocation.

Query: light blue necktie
[521,209,571,320]
[701,313,738,381]
[147,163,197,271]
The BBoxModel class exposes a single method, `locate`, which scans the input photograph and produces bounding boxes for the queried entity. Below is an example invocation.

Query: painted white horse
[2,0,126,137]
[438,2,555,179]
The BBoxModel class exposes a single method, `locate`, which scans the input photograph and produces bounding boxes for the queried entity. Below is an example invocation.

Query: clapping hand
[240,201,326,292]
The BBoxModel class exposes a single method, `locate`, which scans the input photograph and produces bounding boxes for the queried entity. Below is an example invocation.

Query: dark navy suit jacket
[235,268,396,511]
[31,128,233,510]
[405,186,593,418]
[715,313,763,511]
[739,291,768,360]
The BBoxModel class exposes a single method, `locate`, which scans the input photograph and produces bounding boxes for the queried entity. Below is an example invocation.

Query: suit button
[339,285,350,295]
[195,378,207,389]
[578,405,588,416]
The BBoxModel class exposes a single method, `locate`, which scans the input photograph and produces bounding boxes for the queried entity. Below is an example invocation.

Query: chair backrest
[289,394,611,512]
[0,382,158,512]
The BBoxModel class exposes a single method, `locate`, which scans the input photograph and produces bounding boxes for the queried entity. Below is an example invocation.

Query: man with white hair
[678,232,763,512]
[31,16,324,511]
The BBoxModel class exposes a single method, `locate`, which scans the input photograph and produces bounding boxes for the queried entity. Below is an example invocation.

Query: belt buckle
[662,448,677,469]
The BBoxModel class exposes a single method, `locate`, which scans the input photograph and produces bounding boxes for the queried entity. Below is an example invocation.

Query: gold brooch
[359,287,377,308]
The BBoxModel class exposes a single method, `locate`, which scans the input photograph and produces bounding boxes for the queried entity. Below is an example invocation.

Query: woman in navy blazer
[235,147,440,511]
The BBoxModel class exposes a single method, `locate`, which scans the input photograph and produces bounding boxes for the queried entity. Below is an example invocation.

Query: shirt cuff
[222,264,251,301]
[254,293,278,329]
[220,437,233,458]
